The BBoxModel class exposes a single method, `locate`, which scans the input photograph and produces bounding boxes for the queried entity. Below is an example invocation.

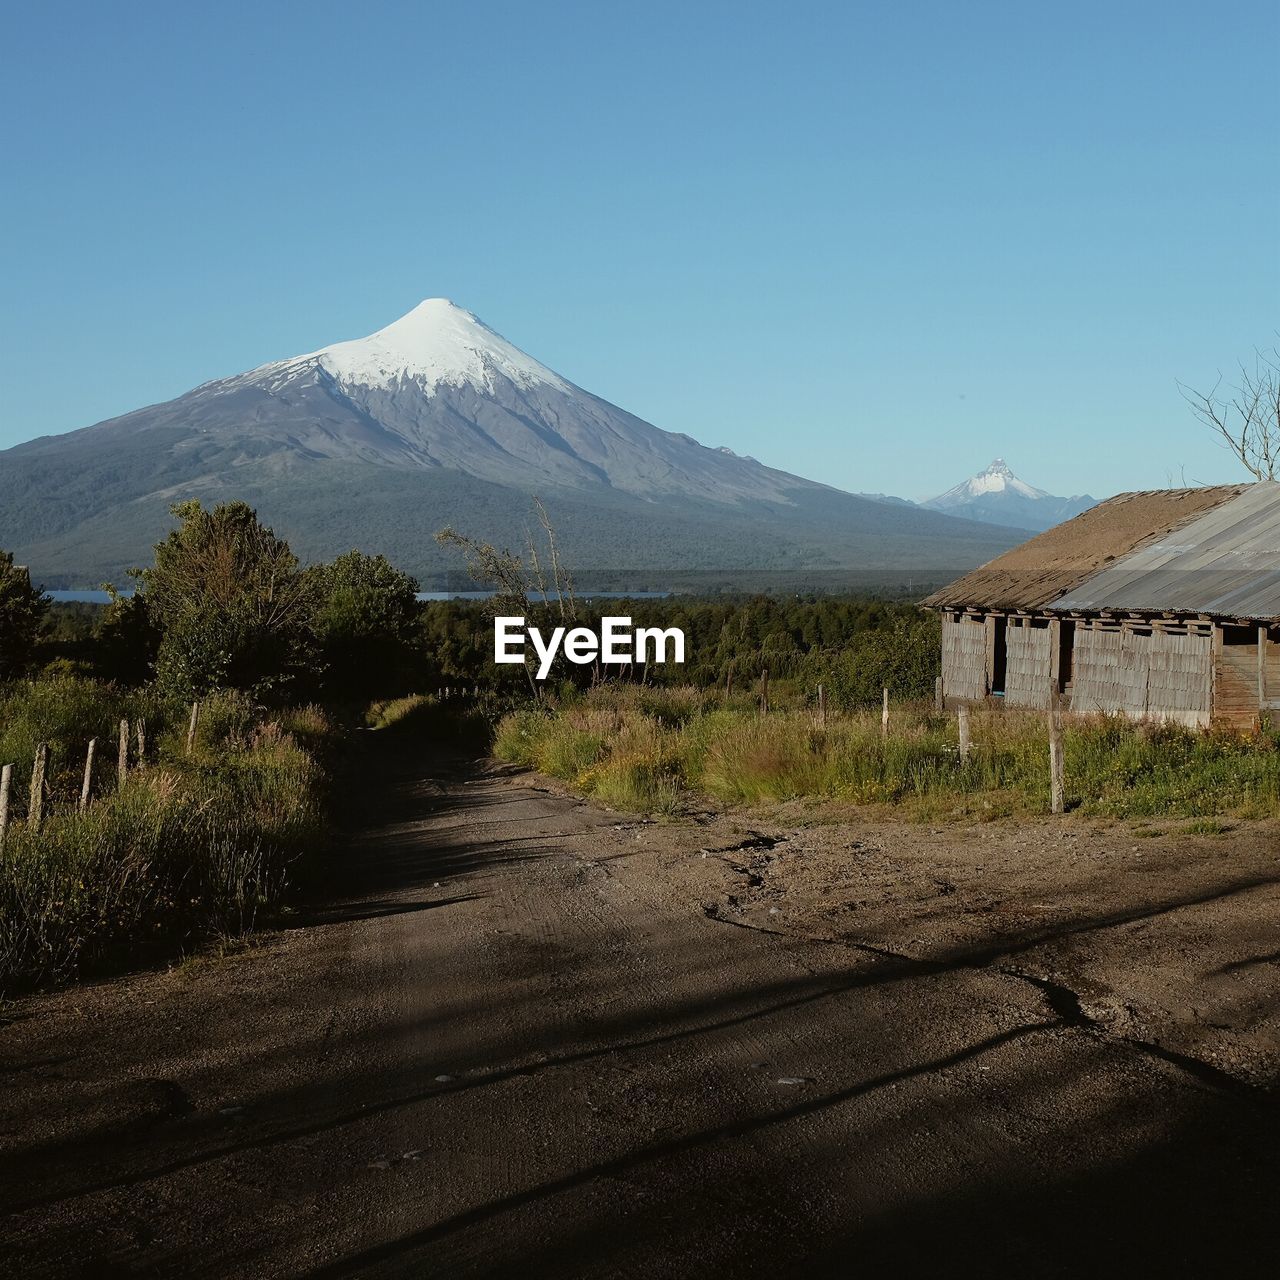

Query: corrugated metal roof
[1050,481,1280,620]
[921,484,1247,611]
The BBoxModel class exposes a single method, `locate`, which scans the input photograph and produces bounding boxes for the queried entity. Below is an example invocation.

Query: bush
[0,678,334,992]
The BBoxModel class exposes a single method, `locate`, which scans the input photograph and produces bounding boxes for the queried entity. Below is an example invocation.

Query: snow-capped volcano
[923,459,1096,531]
[939,458,1046,500]
[0,299,1023,582]
[254,298,571,397]
[187,296,831,503]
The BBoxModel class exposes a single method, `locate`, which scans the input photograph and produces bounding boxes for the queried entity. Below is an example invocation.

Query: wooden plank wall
[1070,627,1149,719]
[1264,629,1280,710]
[1146,631,1214,727]
[1216,637,1260,731]
[1004,622,1053,709]
[1069,625,1212,728]
[940,614,988,702]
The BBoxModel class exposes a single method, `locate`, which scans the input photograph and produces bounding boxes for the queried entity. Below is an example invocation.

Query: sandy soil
[1,739,1276,1277]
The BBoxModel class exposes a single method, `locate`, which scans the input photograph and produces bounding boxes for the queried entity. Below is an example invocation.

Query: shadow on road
[4,726,1277,1278]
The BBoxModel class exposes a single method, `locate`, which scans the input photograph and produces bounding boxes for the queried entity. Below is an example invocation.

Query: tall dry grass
[494,683,1280,820]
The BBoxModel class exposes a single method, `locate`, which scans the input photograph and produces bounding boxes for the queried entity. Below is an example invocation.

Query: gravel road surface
[2,740,1277,1277]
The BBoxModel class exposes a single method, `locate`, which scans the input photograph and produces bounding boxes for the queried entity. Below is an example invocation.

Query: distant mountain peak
[266,297,571,398]
[923,459,1096,531]
[934,458,1049,502]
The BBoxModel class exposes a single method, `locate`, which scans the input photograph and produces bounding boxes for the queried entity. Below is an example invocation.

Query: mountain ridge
[0,300,1025,584]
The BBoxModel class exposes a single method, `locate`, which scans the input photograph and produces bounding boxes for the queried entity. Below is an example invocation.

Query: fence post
[118,718,129,786]
[80,738,97,811]
[29,743,48,832]
[1049,690,1065,815]
[958,704,972,762]
[817,683,827,728]
[0,763,12,848]
[760,668,770,716]
[186,701,200,754]
[881,687,890,740]
[136,718,146,767]
[935,675,944,715]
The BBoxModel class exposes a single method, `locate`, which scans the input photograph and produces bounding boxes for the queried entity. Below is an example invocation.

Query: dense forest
[4,499,942,709]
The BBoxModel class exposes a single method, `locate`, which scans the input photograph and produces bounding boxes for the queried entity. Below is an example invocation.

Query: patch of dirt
[634,801,1280,1088]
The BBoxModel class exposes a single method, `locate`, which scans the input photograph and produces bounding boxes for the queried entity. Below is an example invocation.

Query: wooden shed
[922,482,1280,730]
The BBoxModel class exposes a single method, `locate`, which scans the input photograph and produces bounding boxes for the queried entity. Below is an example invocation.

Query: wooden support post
[1049,691,1065,815]
[118,718,129,786]
[934,675,944,715]
[760,668,770,716]
[29,743,48,831]
[80,738,97,811]
[0,763,12,848]
[186,701,200,754]
[881,687,890,740]
[725,666,733,698]
[817,683,827,728]
[136,718,146,767]
[958,704,972,763]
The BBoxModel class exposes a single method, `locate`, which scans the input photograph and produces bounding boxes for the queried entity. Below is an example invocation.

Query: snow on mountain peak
[922,458,1097,531]
[949,458,1048,500]
[295,298,570,396]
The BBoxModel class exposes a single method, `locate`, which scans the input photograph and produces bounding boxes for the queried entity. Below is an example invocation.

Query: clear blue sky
[1,0,1276,500]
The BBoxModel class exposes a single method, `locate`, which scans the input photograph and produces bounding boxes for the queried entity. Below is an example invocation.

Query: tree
[307,550,422,698]
[95,580,162,686]
[142,500,314,698]
[0,550,49,679]
[1181,346,1280,480]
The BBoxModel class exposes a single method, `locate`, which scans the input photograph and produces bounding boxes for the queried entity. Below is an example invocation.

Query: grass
[1182,817,1235,836]
[364,694,433,730]
[0,678,335,993]
[492,683,1280,820]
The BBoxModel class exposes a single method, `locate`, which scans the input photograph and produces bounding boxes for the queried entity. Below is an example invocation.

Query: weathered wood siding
[1004,623,1053,708]
[1069,627,1148,718]
[1215,638,1260,731]
[1145,631,1214,727]
[1068,626,1212,727]
[940,614,987,702]
[1263,630,1280,710]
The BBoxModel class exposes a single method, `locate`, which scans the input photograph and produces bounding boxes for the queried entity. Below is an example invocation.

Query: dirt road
[3,739,1278,1277]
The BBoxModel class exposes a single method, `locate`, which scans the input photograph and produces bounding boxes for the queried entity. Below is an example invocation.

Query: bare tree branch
[1179,345,1280,481]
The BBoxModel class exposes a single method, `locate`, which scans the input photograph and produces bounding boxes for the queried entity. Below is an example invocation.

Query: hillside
[0,300,1021,585]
